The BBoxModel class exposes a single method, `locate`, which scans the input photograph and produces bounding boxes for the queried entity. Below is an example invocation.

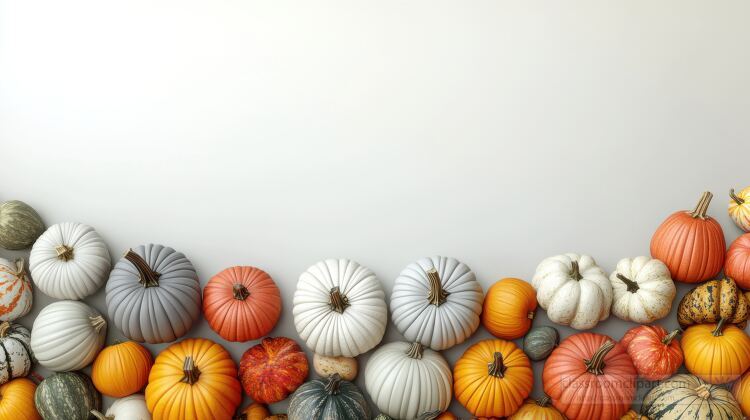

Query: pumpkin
[620,325,682,381]
[482,277,536,340]
[29,222,111,300]
[733,369,750,416]
[523,326,559,361]
[531,253,611,329]
[677,277,749,329]
[0,258,33,321]
[433,413,457,420]
[0,200,44,250]
[236,403,270,420]
[390,256,484,350]
[682,320,750,384]
[609,256,675,323]
[0,322,32,385]
[508,396,565,420]
[31,300,106,371]
[202,266,282,342]
[313,353,357,381]
[650,191,726,283]
[238,336,308,404]
[288,374,370,420]
[543,333,636,420]
[620,410,647,420]
[293,258,387,357]
[145,338,242,420]
[726,233,750,289]
[92,394,150,420]
[365,342,452,419]
[265,416,288,420]
[453,339,533,418]
[642,373,742,419]
[0,378,40,420]
[106,244,201,344]
[35,371,101,420]
[729,187,750,232]
[92,341,153,397]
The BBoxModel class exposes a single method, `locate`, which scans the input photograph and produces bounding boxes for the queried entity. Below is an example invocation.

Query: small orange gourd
[0,378,40,420]
[236,403,270,420]
[481,278,537,340]
[92,341,153,397]
[682,320,750,384]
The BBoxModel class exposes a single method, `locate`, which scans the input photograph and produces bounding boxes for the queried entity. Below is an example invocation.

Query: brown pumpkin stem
[616,273,640,293]
[232,284,251,300]
[487,352,507,378]
[527,311,535,320]
[0,322,10,338]
[712,318,727,337]
[584,340,615,375]
[11,259,26,279]
[55,244,74,261]
[536,395,552,407]
[570,261,583,280]
[689,191,713,219]
[329,287,350,314]
[406,342,424,359]
[89,316,106,334]
[124,249,161,288]
[426,269,450,306]
[662,329,680,345]
[695,384,711,399]
[731,189,745,205]
[89,411,113,420]
[181,356,201,385]
[324,373,342,395]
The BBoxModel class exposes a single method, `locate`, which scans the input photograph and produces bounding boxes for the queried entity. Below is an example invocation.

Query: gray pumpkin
[0,321,33,385]
[105,244,201,344]
[289,374,370,420]
[35,371,101,420]
[0,200,44,250]
[523,325,559,361]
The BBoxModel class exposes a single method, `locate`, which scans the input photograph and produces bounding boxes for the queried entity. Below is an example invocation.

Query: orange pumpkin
[92,341,153,397]
[239,337,309,404]
[453,339,533,418]
[726,234,750,290]
[650,191,725,283]
[0,378,40,420]
[203,266,282,342]
[620,409,647,420]
[236,403,270,420]
[682,320,750,384]
[434,413,458,420]
[732,369,750,417]
[482,278,537,340]
[621,325,682,381]
[508,396,565,420]
[543,333,636,420]
[145,338,242,420]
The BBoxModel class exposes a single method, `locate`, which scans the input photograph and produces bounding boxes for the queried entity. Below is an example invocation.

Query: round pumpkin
[732,369,750,417]
[106,244,201,344]
[0,200,44,250]
[621,325,682,381]
[203,266,282,342]
[508,396,565,420]
[726,233,750,290]
[288,374,370,420]
[238,336,308,404]
[453,339,533,418]
[35,371,101,420]
[609,256,675,323]
[29,222,111,300]
[650,191,726,283]
[482,278,536,340]
[643,373,742,419]
[365,342,452,419]
[0,258,33,321]
[677,277,749,329]
[92,341,153,397]
[236,403,270,420]
[93,394,150,420]
[620,410,647,420]
[682,320,750,384]
[543,333,636,420]
[31,300,106,371]
[532,253,611,329]
[0,378,40,420]
[293,258,387,357]
[523,326,559,361]
[313,353,357,381]
[145,338,242,420]
[391,256,484,350]
[0,322,32,385]
[729,187,750,232]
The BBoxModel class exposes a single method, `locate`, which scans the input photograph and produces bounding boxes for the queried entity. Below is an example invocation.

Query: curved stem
[662,329,680,345]
[426,269,450,306]
[690,191,713,219]
[328,287,350,313]
[181,356,201,385]
[55,244,74,261]
[0,322,10,338]
[570,261,583,280]
[124,249,161,287]
[406,342,424,359]
[232,284,250,301]
[90,316,106,334]
[90,411,113,420]
[712,318,727,337]
[487,352,507,378]
[585,340,615,375]
[536,395,552,407]
[616,273,640,293]
[324,373,341,395]
[12,259,26,279]
[695,384,711,399]
[731,189,745,205]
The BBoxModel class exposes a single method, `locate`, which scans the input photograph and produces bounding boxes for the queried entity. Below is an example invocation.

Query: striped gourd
[642,374,741,419]
[0,200,44,250]
[288,374,370,420]
[34,371,101,420]
[0,322,32,385]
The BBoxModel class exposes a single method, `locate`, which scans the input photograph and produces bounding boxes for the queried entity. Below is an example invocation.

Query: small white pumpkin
[0,258,33,321]
[31,300,107,371]
[365,341,452,420]
[293,258,387,357]
[313,353,358,381]
[30,222,111,300]
[96,394,151,420]
[610,256,676,323]
[531,253,612,330]
[390,256,484,351]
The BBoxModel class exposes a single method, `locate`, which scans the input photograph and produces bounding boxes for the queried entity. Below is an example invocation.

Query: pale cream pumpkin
[610,256,676,323]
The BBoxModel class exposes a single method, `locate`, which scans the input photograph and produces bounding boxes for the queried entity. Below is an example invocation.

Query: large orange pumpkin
[239,336,308,404]
[481,278,537,340]
[0,378,40,420]
[145,338,242,420]
[682,320,750,384]
[203,266,282,342]
[732,369,750,417]
[726,233,750,290]
[620,325,682,381]
[650,191,725,283]
[508,396,565,420]
[92,341,153,397]
[453,339,533,418]
[543,333,636,420]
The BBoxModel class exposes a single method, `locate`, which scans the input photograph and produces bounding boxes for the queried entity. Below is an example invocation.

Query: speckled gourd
[0,200,44,250]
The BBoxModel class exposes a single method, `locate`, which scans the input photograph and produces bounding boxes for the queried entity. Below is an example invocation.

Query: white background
[2,1,750,418]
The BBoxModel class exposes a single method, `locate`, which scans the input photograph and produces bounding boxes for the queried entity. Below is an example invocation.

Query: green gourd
[288,374,370,420]
[523,326,559,361]
[0,200,44,250]
[35,371,101,420]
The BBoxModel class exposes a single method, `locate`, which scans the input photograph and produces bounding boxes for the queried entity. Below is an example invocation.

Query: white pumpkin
[100,394,151,420]
[0,258,33,321]
[0,322,33,385]
[390,256,484,351]
[31,300,107,371]
[531,253,612,330]
[29,222,111,300]
[293,258,387,357]
[609,256,676,323]
[365,341,452,420]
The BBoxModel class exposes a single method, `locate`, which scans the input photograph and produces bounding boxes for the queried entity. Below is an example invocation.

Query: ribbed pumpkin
[609,256,675,323]
[0,258,33,321]
[682,320,750,384]
[732,369,750,417]
[650,191,726,283]
[523,326,559,361]
[238,337,308,404]
[0,200,44,250]
[0,378,40,420]
[620,325,682,381]
[543,333,636,420]
[35,371,101,420]
[92,341,153,397]
[507,396,565,420]
[145,338,241,420]
[729,187,750,232]
[203,266,282,342]
[236,403,270,420]
[482,278,536,340]
[726,233,750,289]
[288,374,370,420]
[0,322,32,385]
[97,394,151,419]
[677,277,749,329]
[643,373,742,419]
[453,339,533,418]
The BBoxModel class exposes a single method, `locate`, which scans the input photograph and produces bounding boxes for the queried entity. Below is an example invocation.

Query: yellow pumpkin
[682,320,750,384]
[481,278,537,340]
[0,378,41,420]
[508,396,565,420]
[729,187,750,232]
[92,341,153,397]
[236,403,270,420]
[733,370,750,417]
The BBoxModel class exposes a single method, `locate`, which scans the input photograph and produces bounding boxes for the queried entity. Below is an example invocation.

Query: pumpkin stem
[536,395,552,407]
[55,244,74,261]
[426,269,450,306]
[181,356,201,385]
[584,340,615,375]
[89,316,106,334]
[232,284,251,301]
[329,287,350,314]
[90,411,113,420]
[616,273,640,293]
[695,384,711,399]
[324,373,342,395]
[712,318,727,337]
[487,352,507,378]
[406,342,424,359]
[570,261,583,280]
[124,249,161,288]
[731,188,745,205]
[662,329,680,345]
[0,322,10,338]
[11,259,26,279]
[689,191,713,219]
[527,311,535,320]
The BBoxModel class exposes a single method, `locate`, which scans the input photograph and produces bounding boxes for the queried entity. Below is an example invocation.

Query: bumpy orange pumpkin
[239,337,309,404]
[732,369,750,417]
[236,402,270,420]
[92,341,153,397]
[0,378,40,420]
[621,325,682,381]
[726,234,750,290]
[682,320,750,384]
[508,396,565,420]
[145,338,242,420]
[481,278,537,340]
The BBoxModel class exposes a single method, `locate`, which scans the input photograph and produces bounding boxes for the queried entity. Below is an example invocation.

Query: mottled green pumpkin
[34,371,101,420]
[523,325,559,361]
[288,374,370,420]
[0,200,44,250]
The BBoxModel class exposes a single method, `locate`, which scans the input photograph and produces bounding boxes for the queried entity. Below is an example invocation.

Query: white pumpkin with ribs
[609,256,676,323]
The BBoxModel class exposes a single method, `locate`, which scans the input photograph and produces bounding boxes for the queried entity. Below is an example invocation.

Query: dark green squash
[0,200,44,250]
[523,326,559,361]
[34,371,101,420]
[288,374,370,420]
